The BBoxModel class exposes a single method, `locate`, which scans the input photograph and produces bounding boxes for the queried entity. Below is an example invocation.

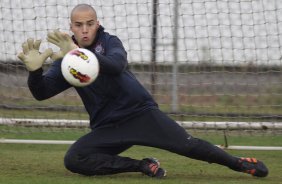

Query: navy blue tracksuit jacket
[28,26,158,129]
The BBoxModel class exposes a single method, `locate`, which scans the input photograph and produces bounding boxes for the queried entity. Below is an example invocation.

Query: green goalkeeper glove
[17,38,53,71]
[47,30,78,60]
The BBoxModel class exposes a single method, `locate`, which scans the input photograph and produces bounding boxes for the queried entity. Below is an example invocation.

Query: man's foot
[236,157,268,177]
[140,158,166,178]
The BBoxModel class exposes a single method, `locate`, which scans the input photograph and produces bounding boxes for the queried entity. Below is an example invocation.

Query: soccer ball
[61,48,99,87]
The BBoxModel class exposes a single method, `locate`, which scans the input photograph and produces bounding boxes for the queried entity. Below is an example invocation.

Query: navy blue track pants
[64,109,238,175]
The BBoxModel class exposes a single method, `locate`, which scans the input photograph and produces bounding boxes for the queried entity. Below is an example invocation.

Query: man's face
[70,9,99,48]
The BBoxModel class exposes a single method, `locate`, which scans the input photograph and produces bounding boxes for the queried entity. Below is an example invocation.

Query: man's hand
[18,38,53,71]
[47,30,78,60]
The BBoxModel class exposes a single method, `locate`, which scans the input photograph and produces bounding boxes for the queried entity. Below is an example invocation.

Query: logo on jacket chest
[94,42,104,55]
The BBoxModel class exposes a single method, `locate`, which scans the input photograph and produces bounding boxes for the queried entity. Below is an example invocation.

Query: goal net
[0,0,282,149]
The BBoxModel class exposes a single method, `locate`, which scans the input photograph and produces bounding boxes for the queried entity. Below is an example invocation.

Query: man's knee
[64,151,81,174]
[64,151,109,176]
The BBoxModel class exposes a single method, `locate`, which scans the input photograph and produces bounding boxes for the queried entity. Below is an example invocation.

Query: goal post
[0,0,282,149]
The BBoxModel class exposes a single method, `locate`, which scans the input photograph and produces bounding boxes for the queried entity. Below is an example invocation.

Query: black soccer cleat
[140,158,166,178]
[236,157,268,177]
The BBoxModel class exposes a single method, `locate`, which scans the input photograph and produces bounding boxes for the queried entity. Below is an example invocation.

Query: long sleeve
[28,60,71,101]
[94,36,128,75]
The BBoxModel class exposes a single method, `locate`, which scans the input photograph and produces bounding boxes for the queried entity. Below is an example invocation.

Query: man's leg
[64,127,165,177]
[64,129,140,176]
[117,109,268,177]
[116,109,237,167]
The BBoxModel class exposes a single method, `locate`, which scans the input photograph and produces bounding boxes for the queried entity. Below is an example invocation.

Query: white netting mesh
[0,0,281,137]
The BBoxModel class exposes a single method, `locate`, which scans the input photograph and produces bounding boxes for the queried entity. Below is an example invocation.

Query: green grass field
[0,144,281,184]
[1,129,282,184]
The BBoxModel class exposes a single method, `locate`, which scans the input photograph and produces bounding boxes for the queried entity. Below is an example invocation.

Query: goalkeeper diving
[18,4,268,178]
